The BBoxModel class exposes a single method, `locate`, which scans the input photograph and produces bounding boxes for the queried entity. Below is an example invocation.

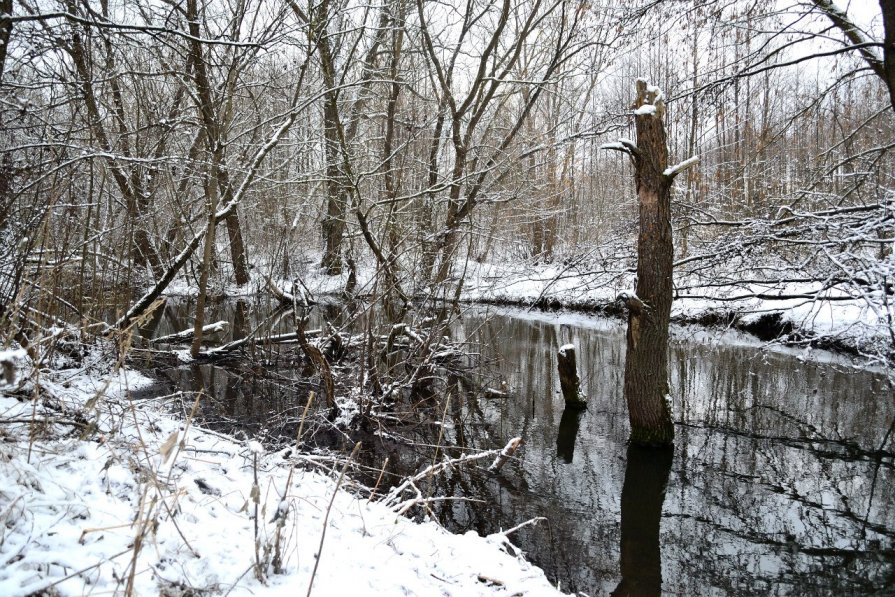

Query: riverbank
[159,249,893,362]
[0,346,563,596]
[292,258,894,363]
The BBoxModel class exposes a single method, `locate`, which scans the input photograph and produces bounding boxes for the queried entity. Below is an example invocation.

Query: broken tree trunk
[293,310,339,420]
[557,344,586,410]
[603,80,698,446]
[625,80,675,446]
[488,437,524,472]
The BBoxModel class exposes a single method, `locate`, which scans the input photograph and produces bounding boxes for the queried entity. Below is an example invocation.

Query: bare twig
[306,442,362,597]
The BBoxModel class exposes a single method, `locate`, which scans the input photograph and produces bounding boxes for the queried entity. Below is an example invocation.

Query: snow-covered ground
[0,350,563,596]
[161,251,893,359]
[449,260,893,359]
[274,257,887,357]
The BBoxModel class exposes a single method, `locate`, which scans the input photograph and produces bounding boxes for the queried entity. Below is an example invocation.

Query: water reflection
[556,408,584,464]
[612,445,673,596]
[450,307,895,594]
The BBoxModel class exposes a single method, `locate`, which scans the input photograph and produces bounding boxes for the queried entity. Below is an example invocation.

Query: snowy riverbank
[0,350,563,596]
[287,258,892,360]
[457,260,892,355]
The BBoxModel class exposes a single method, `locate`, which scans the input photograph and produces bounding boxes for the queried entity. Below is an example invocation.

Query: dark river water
[137,299,895,595]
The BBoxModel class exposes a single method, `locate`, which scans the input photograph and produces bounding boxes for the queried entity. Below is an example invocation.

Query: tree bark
[191,175,219,358]
[557,344,586,409]
[623,80,675,446]
[186,0,251,287]
[0,0,13,84]
[216,168,251,286]
[320,91,349,275]
[315,0,350,275]
[880,0,895,110]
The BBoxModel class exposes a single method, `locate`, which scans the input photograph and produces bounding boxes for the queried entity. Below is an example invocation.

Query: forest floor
[0,347,563,596]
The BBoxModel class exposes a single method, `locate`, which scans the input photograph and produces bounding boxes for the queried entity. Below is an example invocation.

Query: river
[138,299,895,595]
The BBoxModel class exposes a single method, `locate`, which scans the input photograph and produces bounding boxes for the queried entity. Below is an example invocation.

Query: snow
[633,104,656,116]
[600,141,628,151]
[453,259,893,362]
[144,246,889,364]
[0,358,565,596]
[558,343,575,356]
[0,348,27,361]
[0,348,27,386]
[663,155,700,177]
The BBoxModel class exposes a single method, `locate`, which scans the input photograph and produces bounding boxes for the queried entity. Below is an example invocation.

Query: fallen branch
[488,437,524,472]
[383,448,502,509]
[498,516,547,537]
[202,329,321,356]
[266,277,315,306]
[152,321,229,344]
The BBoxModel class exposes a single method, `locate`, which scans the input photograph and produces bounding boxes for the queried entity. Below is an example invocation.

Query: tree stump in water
[557,344,586,410]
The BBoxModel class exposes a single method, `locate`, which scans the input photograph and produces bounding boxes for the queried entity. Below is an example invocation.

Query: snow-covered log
[152,321,229,344]
[266,277,315,307]
[202,329,322,356]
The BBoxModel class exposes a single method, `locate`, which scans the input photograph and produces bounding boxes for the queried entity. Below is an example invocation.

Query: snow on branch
[811,0,884,77]
[600,137,639,156]
[488,437,524,472]
[663,155,700,178]
[152,321,229,344]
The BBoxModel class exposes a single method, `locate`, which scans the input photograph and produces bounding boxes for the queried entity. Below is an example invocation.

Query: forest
[1,0,894,595]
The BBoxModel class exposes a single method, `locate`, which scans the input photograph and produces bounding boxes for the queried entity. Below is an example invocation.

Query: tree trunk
[623,80,675,446]
[881,1,895,110]
[557,344,586,409]
[64,14,164,279]
[812,0,895,112]
[191,176,219,358]
[316,0,349,276]
[0,0,11,83]
[320,92,349,275]
[224,208,250,285]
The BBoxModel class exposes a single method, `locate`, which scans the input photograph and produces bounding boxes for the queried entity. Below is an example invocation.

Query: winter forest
[1,0,895,595]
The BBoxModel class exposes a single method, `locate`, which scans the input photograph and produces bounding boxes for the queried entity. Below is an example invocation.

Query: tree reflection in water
[556,407,585,463]
[612,445,674,596]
